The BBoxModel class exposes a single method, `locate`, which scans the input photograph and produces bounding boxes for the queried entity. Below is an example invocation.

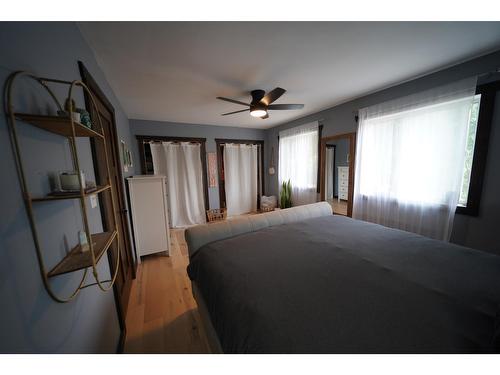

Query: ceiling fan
[217,87,304,119]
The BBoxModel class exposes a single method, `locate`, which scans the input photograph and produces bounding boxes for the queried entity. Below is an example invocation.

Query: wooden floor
[327,198,348,216]
[124,229,211,353]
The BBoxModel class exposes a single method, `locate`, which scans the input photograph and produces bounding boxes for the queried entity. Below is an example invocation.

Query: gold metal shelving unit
[5,71,121,303]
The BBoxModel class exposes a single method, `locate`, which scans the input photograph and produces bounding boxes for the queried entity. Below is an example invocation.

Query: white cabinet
[127,175,170,262]
[338,166,349,202]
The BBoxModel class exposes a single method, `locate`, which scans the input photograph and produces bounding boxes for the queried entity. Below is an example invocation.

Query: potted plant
[280,179,292,208]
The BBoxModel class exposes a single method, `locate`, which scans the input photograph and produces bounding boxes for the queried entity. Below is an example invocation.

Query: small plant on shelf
[280,179,292,208]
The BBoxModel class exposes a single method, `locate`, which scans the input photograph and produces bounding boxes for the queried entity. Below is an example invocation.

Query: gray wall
[326,138,349,196]
[265,50,500,255]
[130,119,266,209]
[0,22,135,352]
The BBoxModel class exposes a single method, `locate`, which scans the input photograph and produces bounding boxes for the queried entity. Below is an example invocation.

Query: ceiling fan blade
[268,104,304,110]
[260,87,286,105]
[216,97,250,106]
[221,109,250,116]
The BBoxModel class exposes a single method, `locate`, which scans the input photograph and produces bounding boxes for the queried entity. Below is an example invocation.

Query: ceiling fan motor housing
[218,87,303,118]
[250,89,267,112]
[250,89,266,104]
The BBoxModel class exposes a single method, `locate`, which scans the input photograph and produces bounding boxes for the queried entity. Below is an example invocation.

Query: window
[357,95,474,205]
[353,77,478,240]
[355,81,496,216]
[279,122,320,206]
[458,94,481,207]
[456,81,498,215]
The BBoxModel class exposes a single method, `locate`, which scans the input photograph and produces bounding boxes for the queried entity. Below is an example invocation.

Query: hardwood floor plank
[327,198,348,216]
[141,317,166,353]
[124,228,210,353]
[123,304,145,353]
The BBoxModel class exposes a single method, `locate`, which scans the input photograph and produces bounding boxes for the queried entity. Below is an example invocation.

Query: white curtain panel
[279,122,319,206]
[224,143,258,216]
[150,142,206,227]
[353,77,477,241]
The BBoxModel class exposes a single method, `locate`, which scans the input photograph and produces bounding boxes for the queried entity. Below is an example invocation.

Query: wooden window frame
[456,80,499,216]
[215,138,265,210]
[136,135,210,212]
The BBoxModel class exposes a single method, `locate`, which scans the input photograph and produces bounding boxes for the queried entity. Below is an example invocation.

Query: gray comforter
[187,215,500,353]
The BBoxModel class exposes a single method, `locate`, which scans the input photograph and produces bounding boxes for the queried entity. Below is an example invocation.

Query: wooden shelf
[31,184,111,202]
[48,230,117,278]
[15,113,103,138]
[6,73,123,299]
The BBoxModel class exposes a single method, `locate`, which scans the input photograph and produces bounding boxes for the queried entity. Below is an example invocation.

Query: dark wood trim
[137,135,207,144]
[214,138,265,209]
[137,139,147,175]
[78,61,132,350]
[79,62,135,279]
[316,125,324,193]
[117,328,126,354]
[135,134,210,212]
[214,138,265,145]
[124,179,139,266]
[325,144,336,199]
[320,132,357,217]
[216,142,226,209]
[456,81,498,216]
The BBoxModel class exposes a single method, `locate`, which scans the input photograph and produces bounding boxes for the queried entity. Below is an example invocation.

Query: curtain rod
[146,140,201,145]
[220,143,261,147]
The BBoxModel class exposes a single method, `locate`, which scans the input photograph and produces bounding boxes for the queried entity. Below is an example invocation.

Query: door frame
[319,132,356,217]
[78,61,134,353]
[214,138,265,210]
[325,144,336,200]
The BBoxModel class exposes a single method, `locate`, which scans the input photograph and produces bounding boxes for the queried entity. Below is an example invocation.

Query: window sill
[455,204,479,216]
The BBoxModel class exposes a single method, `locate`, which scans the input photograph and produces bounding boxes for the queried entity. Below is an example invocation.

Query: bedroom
[1,1,500,374]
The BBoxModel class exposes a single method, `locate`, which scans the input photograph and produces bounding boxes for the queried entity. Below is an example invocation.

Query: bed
[185,202,500,353]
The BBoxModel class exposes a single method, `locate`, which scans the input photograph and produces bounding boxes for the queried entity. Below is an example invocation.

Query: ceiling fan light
[250,109,267,118]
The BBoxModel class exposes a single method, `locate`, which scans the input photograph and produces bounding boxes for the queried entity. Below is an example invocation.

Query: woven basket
[260,206,275,213]
[206,208,227,222]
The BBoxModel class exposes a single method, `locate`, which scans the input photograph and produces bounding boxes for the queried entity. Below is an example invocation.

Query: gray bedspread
[187,215,500,353]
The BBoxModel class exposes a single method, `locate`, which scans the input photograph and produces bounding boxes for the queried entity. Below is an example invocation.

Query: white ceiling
[78,22,500,129]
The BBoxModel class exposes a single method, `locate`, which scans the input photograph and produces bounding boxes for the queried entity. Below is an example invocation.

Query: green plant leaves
[280,179,292,208]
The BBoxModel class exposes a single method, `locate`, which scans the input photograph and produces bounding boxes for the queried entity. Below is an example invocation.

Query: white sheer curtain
[150,142,206,227]
[224,143,258,216]
[353,77,477,241]
[279,121,319,206]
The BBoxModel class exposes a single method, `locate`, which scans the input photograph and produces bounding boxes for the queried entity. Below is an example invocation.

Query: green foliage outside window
[458,94,481,207]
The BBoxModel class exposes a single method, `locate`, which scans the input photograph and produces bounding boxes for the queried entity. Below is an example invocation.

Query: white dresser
[337,166,349,202]
[127,175,170,262]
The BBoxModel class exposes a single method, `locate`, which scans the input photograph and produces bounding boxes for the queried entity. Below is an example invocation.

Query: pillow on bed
[185,201,333,257]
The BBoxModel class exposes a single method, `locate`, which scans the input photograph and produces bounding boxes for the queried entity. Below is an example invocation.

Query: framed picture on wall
[207,152,217,187]
[121,140,133,172]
